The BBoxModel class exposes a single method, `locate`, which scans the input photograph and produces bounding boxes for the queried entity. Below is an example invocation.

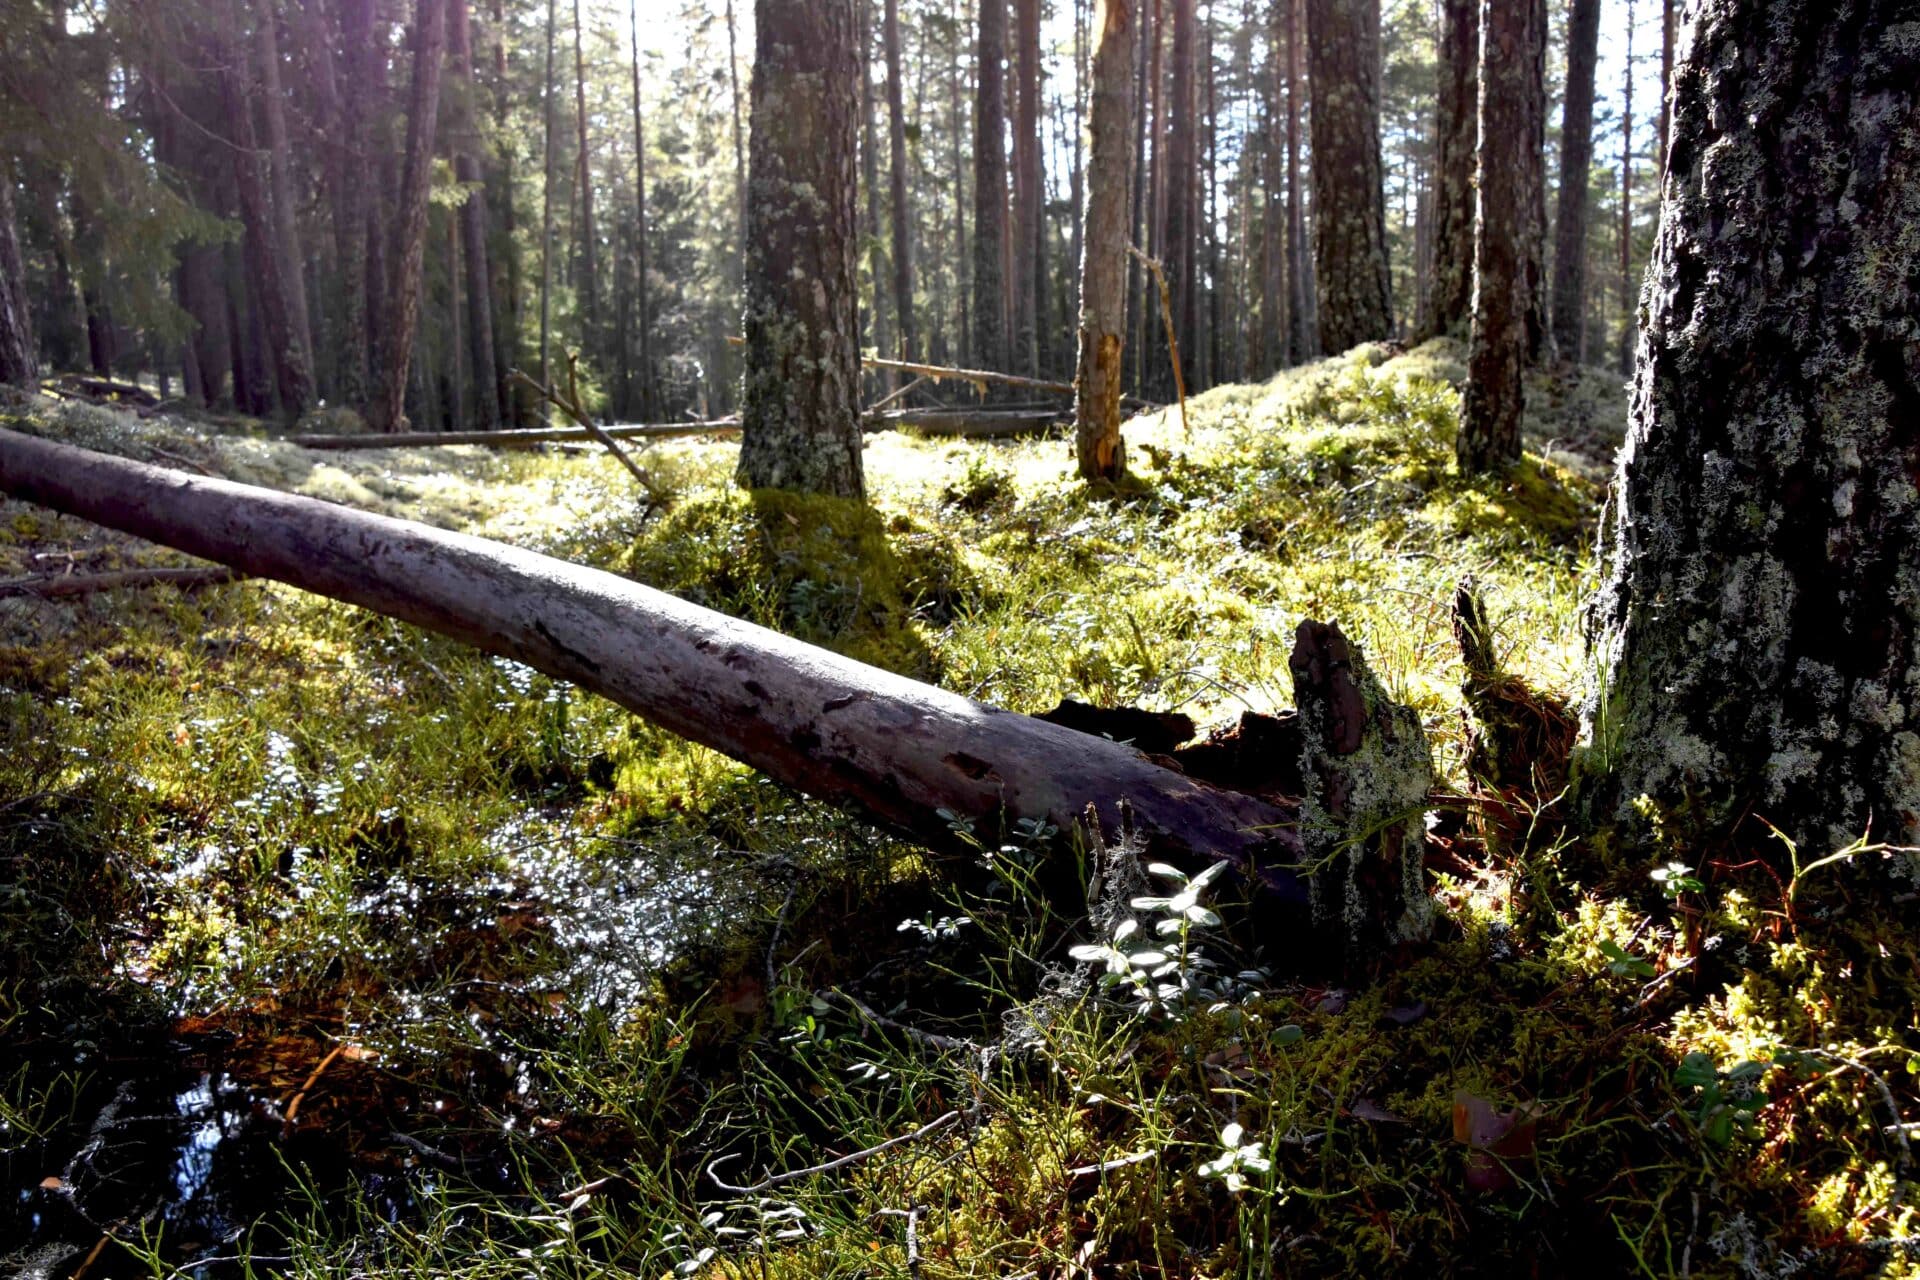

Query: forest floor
[1,340,1915,1279]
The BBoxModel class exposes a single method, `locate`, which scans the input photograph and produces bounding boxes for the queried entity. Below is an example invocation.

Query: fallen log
[285,408,1061,451]
[0,425,1304,899]
[0,565,240,598]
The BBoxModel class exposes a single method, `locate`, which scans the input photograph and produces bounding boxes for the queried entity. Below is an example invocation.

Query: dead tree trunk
[0,424,1307,901]
[1581,0,1920,855]
[1072,0,1136,482]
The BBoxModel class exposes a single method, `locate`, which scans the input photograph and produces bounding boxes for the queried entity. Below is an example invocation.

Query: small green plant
[1598,938,1656,979]
[1651,861,1704,898]
[1197,1121,1272,1194]
[1069,860,1253,1020]
[1673,1051,1770,1146]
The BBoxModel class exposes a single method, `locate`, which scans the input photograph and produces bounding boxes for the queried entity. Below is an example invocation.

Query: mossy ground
[0,345,1913,1277]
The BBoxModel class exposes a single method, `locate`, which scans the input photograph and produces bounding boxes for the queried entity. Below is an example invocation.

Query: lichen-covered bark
[736,0,865,500]
[1291,621,1435,957]
[1426,0,1476,341]
[1583,0,1920,855]
[1073,0,1136,481]
[971,0,1009,375]
[0,171,35,387]
[1548,0,1599,362]
[1459,0,1536,472]
[1306,0,1392,354]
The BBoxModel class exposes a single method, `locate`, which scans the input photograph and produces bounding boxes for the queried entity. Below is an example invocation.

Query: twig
[706,1110,964,1195]
[1068,1149,1158,1178]
[1127,245,1192,438]
[387,1130,465,1172]
[823,989,986,1056]
[509,361,664,502]
[877,1205,925,1276]
[282,1042,347,1126]
[66,1233,111,1280]
[0,566,240,599]
[865,374,927,416]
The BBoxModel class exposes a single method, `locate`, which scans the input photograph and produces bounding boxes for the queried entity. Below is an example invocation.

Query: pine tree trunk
[368,0,448,433]
[1073,0,1135,482]
[736,0,865,500]
[1657,0,1672,175]
[1616,0,1634,376]
[726,0,748,298]
[571,0,597,360]
[1125,0,1150,393]
[884,0,917,366]
[1283,0,1313,361]
[1519,0,1548,364]
[449,0,502,430]
[971,0,1009,375]
[1426,0,1476,340]
[629,2,654,421]
[219,8,314,418]
[0,169,35,386]
[1011,0,1041,378]
[252,0,316,383]
[859,0,891,380]
[1549,0,1599,363]
[1158,0,1196,398]
[539,0,557,390]
[334,0,375,408]
[1306,0,1388,354]
[1583,0,1920,854]
[1457,0,1536,472]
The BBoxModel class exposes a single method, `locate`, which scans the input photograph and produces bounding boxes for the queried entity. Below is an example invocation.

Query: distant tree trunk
[1656,0,1672,174]
[1011,0,1042,378]
[449,0,502,429]
[332,0,375,407]
[1259,27,1281,372]
[368,0,448,433]
[1426,0,1476,341]
[1458,0,1536,472]
[950,0,971,365]
[1068,0,1087,363]
[884,0,917,366]
[1157,0,1196,398]
[492,0,526,424]
[629,2,655,420]
[1549,0,1599,363]
[539,0,557,390]
[252,0,315,383]
[726,0,748,296]
[1074,0,1136,482]
[0,169,35,386]
[1125,0,1150,392]
[571,0,597,360]
[736,0,864,499]
[972,0,1010,375]
[1283,0,1313,360]
[1306,0,1390,353]
[1583,0,1920,855]
[859,0,892,379]
[1616,0,1634,376]
[1519,0,1549,364]
[219,7,314,417]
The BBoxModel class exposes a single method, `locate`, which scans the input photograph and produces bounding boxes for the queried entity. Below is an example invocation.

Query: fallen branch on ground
[0,565,240,598]
[286,408,1061,450]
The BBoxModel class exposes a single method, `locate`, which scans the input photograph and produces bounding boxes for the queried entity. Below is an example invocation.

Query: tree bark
[368,0,449,433]
[971,0,1010,376]
[0,425,1305,897]
[539,0,557,391]
[884,0,917,366]
[1283,0,1313,361]
[1011,0,1042,379]
[1548,0,1599,364]
[450,0,502,430]
[218,6,314,418]
[252,0,316,384]
[1157,0,1196,399]
[1427,0,1475,340]
[629,2,655,421]
[1518,0,1548,363]
[1073,0,1137,482]
[334,0,376,407]
[0,168,35,387]
[859,0,892,377]
[1616,0,1634,377]
[735,0,865,499]
[571,0,597,359]
[1458,0,1536,472]
[1582,0,1920,854]
[1306,0,1390,354]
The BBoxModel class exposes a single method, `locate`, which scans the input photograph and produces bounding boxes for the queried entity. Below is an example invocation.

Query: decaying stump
[1290,619,1435,954]
[1452,579,1575,843]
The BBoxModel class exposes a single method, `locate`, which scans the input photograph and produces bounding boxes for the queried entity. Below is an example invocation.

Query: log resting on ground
[285,409,1062,451]
[0,426,1305,901]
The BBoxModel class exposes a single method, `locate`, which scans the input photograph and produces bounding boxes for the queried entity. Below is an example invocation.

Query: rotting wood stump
[0,426,1438,959]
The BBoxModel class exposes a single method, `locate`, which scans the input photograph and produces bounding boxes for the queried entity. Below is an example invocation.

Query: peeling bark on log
[0,425,1307,900]
[1290,620,1434,955]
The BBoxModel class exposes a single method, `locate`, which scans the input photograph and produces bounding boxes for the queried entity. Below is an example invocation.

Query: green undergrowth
[1,345,1914,1277]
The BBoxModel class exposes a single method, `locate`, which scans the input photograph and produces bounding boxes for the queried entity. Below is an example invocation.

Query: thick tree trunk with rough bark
[972,0,1010,376]
[1426,0,1476,340]
[1306,0,1391,353]
[1549,0,1599,363]
[1458,0,1536,472]
[1582,0,1920,855]
[450,0,502,430]
[736,0,865,499]
[252,0,315,385]
[0,171,34,387]
[884,0,917,366]
[1074,0,1136,482]
[369,0,448,433]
